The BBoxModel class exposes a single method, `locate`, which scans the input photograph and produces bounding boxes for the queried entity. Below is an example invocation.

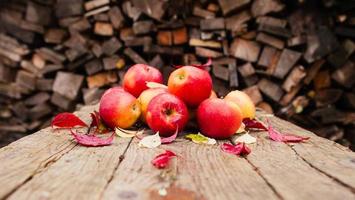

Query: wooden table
[0,104,355,200]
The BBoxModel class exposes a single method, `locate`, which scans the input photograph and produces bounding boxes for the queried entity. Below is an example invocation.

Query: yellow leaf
[138,132,161,148]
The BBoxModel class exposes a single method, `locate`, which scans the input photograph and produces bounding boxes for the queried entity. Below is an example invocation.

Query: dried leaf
[161,128,178,144]
[151,150,176,169]
[243,118,267,131]
[90,111,109,133]
[146,81,168,89]
[221,143,251,156]
[52,113,87,129]
[191,58,212,70]
[236,122,246,133]
[267,120,310,143]
[70,130,114,147]
[115,128,143,138]
[234,133,257,144]
[138,132,161,148]
[185,133,216,145]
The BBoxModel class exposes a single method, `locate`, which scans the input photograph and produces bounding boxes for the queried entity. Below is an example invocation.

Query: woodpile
[0,0,354,149]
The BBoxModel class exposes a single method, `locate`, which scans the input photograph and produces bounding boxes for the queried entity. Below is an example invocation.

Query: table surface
[0,104,355,200]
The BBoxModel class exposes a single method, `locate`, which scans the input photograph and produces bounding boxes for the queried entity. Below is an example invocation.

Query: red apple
[99,89,141,129]
[167,66,212,107]
[137,88,167,122]
[146,93,189,137]
[101,86,124,98]
[197,98,242,139]
[123,64,163,97]
[224,90,256,119]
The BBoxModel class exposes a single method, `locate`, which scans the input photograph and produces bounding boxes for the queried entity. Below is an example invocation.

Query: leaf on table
[146,81,168,89]
[52,113,87,129]
[161,128,178,144]
[221,143,251,156]
[243,118,267,131]
[115,128,143,138]
[138,132,161,148]
[185,133,216,145]
[234,133,256,144]
[267,120,310,143]
[236,122,246,133]
[70,130,114,147]
[90,111,109,133]
[151,150,176,169]
[191,57,212,70]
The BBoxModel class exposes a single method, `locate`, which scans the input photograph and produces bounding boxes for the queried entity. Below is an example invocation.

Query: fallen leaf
[161,128,179,144]
[90,111,109,133]
[236,122,246,133]
[52,113,87,129]
[139,132,161,148]
[234,133,257,144]
[267,120,310,143]
[146,81,168,89]
[243,118,267,131]
[115,128,143,138]
[185,133,216,145]
[191,58,212,70]
[70,130,114,147]
[221,143,251,156]
[151,150,176,169]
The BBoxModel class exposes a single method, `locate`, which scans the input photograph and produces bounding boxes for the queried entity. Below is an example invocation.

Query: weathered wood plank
[0,105,97,199]
[103,137,279,200]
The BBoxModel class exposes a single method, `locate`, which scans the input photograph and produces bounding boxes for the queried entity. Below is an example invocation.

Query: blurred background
[0,0,354,150]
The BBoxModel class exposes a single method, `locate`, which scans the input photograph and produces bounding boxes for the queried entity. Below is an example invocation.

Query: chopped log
[133,21,156,35]
[273,49,301,79]
[243,85,263,104]
[173,27,188,45]
[238,62,255,77]
[144,45,184,55]
[124,36,152,47]
[56,0,83,18]
[228,60,238,88]
[26,1,51,25]
[256,32,284,49]
[122,1,141,21]
[68,18,91,32]
[303,59,325,85]
[200,18,225,31]
[157,31,172,46]
[244,74,259,87]
[15,70,36,91]
[343,93,355,109]
[280,84,302,106]
[256,16,287,28]
[212,65,229,81]
[25,92,51,107]
[257,102,274,114]
[218,0,250,15]
[108,6,124,30]
[131,0,166,20]
[287,35,306,47]
[87,71,118,89]
[94,22,113,36]
[257,46,278,68]
[193,6,215,19]
[251,0,284,17]
[225,11,251,34]
[0,64,15,83]
[93,13,109,22]
[36,78,53,91]
[314,70,331,90]
[189,38,221,49]
[258,78,284,102]
[84,0,109,11]
[51,92,73,110]
[315,89,343,107]
[335,26,355,38]
[83,88,104,105]
[230,38,260,62]
[103,56,124,70]
[85,59,103,75]
[258,24,291,38]
[36,48,66,65]
[124,48,147,64]
[91,42,103,58]
[331,61,355,88]
[282,65,306,92]
[327,39,355,68]
[20,60,40,76]
[11,102,28,121]
[149,55,164,69]
[44,29,67,44]
[195,47,223,58]
[52,72,84,100]
[84,6,110,17]
[102,37,122,56]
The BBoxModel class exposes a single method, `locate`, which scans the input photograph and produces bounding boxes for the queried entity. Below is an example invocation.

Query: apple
[146,93,189,137]
[224,90,256,119]
[123,64,163,97]
[99,89,141,129]
[101,86,124,98]
[137,88,167,122]
[197,98,242,139]
[167,66,212,107]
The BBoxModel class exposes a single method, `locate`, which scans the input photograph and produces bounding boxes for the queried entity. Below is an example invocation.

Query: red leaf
[151,150,176,169]
[243,118,267,131]
[161,128,178,144]
[70,130,114,147]
[267,120,309,143]
[52,113,87,129]
[221,143,251,156]
[90,111,109,133]
[191,58,212,70]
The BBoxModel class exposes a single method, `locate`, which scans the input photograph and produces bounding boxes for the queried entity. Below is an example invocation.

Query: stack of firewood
[0,0,354,149]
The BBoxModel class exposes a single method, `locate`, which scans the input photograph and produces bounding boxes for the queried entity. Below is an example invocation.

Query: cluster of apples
[99,63,256,139]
